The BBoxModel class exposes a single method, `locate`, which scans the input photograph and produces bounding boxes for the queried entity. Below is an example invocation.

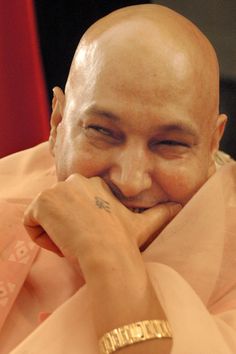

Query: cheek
[55,140,111,181]
[156,162,209,205]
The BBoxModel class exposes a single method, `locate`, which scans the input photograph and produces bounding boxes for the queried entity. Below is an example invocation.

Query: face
[51,27,224,211]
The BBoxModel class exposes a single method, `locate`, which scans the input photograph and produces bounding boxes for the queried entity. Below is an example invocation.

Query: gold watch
[99,319,172,354]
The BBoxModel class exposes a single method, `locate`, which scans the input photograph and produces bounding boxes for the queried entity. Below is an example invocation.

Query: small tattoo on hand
[95,197,111,213]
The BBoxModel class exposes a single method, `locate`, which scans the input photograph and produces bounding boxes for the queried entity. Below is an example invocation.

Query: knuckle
[32,190,55,217]
[66,173,78,182]
[96,177,111,192]
[37,190,51,205]
[66,173,87,184]
[90,176,105,189]
[90,176,101,183]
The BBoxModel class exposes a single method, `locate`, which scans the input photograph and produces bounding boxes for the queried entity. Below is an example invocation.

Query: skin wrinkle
[84,105,199,141]
[50,4,226,209]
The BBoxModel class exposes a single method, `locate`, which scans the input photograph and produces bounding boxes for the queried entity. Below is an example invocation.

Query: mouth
[129,207,148,213]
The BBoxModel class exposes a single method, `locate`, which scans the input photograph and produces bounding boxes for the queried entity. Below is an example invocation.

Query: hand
[23,174,181,261]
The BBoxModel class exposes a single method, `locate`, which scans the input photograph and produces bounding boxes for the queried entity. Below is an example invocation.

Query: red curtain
[0,0,50,158]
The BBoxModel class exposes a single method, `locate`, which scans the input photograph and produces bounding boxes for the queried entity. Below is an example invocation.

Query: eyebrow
[155,123,198,138]
[84,105,121,122]
[85,105,198,137]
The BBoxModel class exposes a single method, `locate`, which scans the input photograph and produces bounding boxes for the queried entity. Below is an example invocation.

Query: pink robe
[0,142,236,353]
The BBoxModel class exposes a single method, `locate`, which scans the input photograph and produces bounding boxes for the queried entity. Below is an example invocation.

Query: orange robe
[0,142,236,353]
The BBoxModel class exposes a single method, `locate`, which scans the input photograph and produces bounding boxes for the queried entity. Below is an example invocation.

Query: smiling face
[50,6,226,210]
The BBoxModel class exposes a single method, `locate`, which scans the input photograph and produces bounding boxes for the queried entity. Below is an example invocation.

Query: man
[0,4,235,354]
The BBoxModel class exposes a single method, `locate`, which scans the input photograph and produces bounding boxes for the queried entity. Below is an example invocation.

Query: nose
[108,148,152,198]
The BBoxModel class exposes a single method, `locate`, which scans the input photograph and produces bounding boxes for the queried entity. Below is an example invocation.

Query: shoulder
[0,142,54,174]
[0,142,56,199]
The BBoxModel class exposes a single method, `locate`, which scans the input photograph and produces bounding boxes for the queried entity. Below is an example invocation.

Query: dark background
[34,1,236,158]
[34,1,149,98]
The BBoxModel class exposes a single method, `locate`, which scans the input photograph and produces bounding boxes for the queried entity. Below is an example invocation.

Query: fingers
[137,202,182,250]
[24,222,63,256]
[34,234,64,256]
[23,202,42,239]
[23,196,63,256]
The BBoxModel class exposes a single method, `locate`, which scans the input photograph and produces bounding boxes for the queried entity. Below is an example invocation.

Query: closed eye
[149,139,189,148]
[159,140,189,147]
[87,125,113,136]
[84,124,124,144]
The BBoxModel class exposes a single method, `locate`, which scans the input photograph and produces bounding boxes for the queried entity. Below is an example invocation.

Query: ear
[210,114,227,156]
[49,87,65,156]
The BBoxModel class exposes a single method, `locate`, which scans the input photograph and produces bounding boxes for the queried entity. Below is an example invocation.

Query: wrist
[77,231,142,282]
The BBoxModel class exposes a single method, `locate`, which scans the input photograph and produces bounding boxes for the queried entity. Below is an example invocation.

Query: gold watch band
[99,319,172,354]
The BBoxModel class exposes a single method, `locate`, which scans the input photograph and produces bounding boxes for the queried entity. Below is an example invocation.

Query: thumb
[137,202,182,250]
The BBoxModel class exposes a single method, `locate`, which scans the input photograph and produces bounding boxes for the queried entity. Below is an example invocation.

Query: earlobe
[211,114,227,156]
[49,87,65,156]
[207,114,227,177]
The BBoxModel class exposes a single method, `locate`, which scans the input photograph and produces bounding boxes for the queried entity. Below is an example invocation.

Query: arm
[23,174,180,354]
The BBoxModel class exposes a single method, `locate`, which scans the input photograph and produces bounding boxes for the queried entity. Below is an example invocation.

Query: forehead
[85,21,194,87]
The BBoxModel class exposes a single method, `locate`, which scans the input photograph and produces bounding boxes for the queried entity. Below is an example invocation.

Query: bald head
[66,4,219,123]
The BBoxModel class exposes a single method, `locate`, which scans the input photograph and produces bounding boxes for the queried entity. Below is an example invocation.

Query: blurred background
[0,0,235,158]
